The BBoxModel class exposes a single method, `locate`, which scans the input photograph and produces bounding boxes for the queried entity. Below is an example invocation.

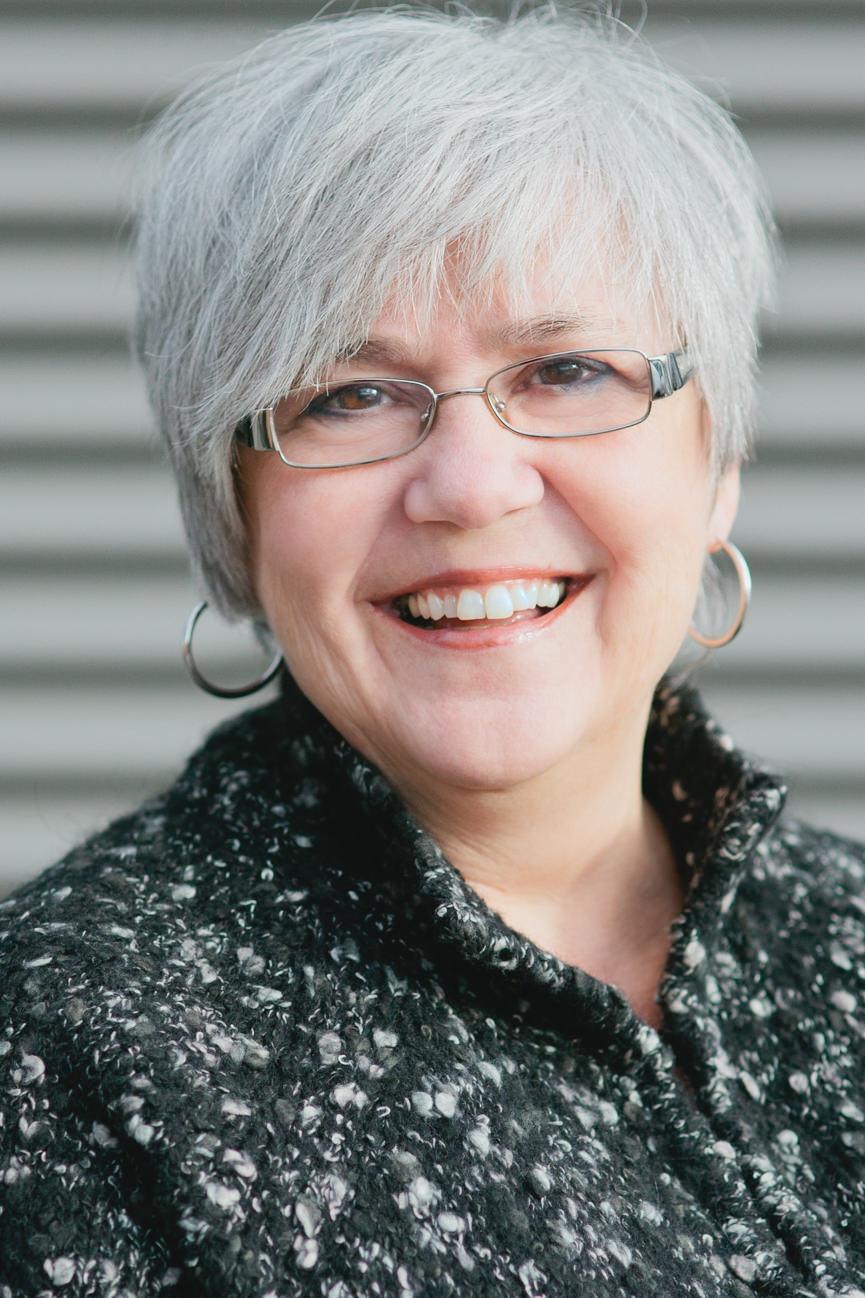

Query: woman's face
[239,272,739,800]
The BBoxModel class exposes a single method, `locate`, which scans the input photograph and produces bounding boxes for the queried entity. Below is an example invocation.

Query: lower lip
[377,578,591,650]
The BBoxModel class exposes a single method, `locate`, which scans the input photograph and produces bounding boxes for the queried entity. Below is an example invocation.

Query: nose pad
[489,394,507,416]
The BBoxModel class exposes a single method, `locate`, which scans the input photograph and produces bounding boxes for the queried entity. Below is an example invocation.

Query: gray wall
[2,0,864,894]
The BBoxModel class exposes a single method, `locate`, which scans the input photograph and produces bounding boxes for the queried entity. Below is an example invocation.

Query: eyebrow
[334,312,618,370]
[488,313,615,347]
[336,338,410,368]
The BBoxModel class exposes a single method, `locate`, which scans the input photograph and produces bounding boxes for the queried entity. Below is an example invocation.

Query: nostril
[402,455,545,529]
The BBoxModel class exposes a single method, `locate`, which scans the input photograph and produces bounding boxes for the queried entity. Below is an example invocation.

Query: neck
[395,720,683,1027]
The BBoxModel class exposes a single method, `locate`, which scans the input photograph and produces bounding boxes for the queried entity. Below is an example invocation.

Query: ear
[707,462,741,547]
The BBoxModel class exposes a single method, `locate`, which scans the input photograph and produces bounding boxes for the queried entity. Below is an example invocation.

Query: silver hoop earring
[182,600,283,698]
[688,540,752,649]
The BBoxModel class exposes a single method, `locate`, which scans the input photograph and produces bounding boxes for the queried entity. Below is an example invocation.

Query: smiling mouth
[393,577,574,629]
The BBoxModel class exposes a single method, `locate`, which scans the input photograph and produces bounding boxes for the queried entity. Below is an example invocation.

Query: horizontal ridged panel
[0,130,134,226]
[0,464,182,560]
[0,241,132,335]
[0,353,151,449]
[735,464,865,561]
[772,243,865,336]
[4,126,864,233]
[3,352,863,454]
[2,3,862,892]
[0,20,269,113]
[1,569,862,677]
[3,679,861,790]
[756,356,865,451]
[4,460,863,564]
[3,239,864,340]
[3,17,864,115]
[0,574,276,677]
[696,679,865,790]
[1,685,260,783]
[8,0,863,12]
[748,129,865,227]
[647,20,865,114]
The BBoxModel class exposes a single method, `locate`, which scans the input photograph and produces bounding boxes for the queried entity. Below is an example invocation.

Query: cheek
[564,443,712,561]
[241,465,394,635]
[617,490,712,618]
[554,431,714,631]
[241,466,329,622]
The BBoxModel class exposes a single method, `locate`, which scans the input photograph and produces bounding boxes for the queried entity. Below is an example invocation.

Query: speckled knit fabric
[2,681,865,1297]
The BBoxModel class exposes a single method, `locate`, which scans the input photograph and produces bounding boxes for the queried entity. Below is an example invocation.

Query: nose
[402,390,545,529]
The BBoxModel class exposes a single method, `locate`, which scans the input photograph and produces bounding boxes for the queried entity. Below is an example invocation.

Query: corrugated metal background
[2,0,864,894]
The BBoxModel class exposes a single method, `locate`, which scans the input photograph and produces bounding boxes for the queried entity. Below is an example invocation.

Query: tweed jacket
[2,681,865,1298]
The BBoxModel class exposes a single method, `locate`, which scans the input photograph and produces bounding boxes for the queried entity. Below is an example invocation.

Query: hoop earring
[182,600,283,698]
[688,540,752,649]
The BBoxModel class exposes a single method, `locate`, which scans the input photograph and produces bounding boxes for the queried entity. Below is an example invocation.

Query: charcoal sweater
[2,682,865,1297]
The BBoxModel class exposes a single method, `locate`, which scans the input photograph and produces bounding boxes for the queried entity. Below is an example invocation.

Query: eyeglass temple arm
[235,410,273,450]
[648,347,693,400]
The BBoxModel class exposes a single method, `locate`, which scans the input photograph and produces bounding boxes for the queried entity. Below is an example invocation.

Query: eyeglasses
[235,346,693,470]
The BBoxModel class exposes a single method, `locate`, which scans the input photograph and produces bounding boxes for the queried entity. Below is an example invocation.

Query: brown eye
[308,383,389,415]
[336,384,385,411]
[533,356,606,387]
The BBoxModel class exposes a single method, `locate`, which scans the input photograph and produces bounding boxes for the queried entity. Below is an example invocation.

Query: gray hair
[133,4,777,619]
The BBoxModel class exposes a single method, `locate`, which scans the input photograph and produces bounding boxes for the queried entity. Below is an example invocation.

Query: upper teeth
[405,579,566,622]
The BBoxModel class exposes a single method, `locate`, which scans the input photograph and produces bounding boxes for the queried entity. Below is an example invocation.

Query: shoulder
[0,698,319,1292]
[0,698,350,1033]
[739,814,865,970]
[0,700,377,1215]
[755,814,865,899]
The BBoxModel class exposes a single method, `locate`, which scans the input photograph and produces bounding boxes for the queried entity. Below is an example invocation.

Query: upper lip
[373,566,583,603]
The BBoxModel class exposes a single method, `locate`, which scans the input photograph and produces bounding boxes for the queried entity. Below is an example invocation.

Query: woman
[2,6,864,1295]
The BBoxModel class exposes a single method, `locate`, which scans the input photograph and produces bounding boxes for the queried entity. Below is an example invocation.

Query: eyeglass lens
[269,349,653,468]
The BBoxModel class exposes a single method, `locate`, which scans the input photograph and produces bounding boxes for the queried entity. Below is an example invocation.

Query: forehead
[337,264,668,370]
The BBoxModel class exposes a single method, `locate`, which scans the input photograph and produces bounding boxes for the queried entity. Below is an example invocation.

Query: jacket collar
[258,677,786,1040]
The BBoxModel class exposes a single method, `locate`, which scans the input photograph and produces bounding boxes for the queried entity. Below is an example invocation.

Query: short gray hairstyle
[133,4,776,619]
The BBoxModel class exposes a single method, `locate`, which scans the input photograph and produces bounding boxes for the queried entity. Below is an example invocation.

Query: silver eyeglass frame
[235,346,694,471]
